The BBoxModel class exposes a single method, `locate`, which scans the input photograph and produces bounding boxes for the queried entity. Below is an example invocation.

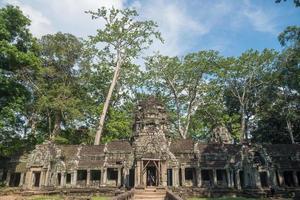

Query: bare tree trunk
[47,110,51,137]
[94,56,122,145]
[240,106,246,143]
[30,115,37,136]
[286,119,295,144]
[51,112,61,139]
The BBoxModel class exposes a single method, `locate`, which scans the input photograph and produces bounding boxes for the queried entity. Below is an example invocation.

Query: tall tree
[145,51,222,139]
[276,26,300,143]
[86,7,162,145]
[0,5,40,156]
[35,32,85,139]
[221,49,277,142]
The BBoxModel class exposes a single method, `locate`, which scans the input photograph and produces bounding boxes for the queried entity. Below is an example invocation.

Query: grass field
[27,195,110,200]
[187,197,267,200]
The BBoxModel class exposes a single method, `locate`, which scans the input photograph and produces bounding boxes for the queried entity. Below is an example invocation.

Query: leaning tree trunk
[94,57,122,145]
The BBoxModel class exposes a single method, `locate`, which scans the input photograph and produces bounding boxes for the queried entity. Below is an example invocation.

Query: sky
[0,0,299,57]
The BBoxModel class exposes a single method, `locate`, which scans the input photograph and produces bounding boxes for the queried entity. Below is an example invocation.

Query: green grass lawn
[29,195,63,200]
[188,197,263,200]
[28,195,110,200]
[91,196,110,200]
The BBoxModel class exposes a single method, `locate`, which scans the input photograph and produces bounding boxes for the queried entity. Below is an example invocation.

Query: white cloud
[133,0,209,56]
[46,0,125,38]
[3,0,55,37]
[243,8,277,34]
[3,0,125,38]
[240,0,277,34]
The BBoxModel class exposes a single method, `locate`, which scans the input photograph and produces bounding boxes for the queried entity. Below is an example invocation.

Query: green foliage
[86,7,162,144]
[219,49,278,141]
[35,32,87,138]
[252,26,300,143]
[275,0,300,7]
[0,5,41,157]
[0,4,299,154]
[87,7,163,62]
[145,51,225,139]
[188,197,259,200]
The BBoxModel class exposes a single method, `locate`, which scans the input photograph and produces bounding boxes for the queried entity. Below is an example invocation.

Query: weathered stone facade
[1,97,300,197]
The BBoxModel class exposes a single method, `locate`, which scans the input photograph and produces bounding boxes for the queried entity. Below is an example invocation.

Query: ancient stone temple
[1,97,300,198]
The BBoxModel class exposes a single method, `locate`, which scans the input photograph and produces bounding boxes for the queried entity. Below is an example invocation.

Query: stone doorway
[32,171,41,187]
[147,166,157,186]
[143,160,160,187]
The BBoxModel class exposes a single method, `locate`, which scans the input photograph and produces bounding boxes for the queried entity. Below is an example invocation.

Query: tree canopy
[0,5,299,157]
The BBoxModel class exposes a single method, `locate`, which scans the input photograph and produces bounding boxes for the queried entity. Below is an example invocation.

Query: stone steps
[134,187,166,200]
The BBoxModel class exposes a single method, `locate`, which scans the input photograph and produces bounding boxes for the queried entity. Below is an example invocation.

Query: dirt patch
[0,195,25,200]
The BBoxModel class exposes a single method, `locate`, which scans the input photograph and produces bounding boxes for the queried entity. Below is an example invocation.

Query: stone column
[293,171,299,187]
[226,169,231,188]
[0,169,3,181]
[196,168,202,187]
[161,162,167,186]
[102,168,107,186]
[87,170,91,186]
[141,161,145,186]
[44,169,50,187]
[5,171,11,186]
[123,168,129,187]
[255,171,261,188]
[213,169,217,187]
[19,173,24,187]
[278,171,284,186]
[269,169,277,187]
[230,170,234,188]
[40,170,46,187]
[61,172,66,187]
[135,161,141,186]
[24,171,31,189]
[181,167,185,186]
[72,171,77,186]
[173,167,179,187]
[117,168,122,187]
[38,172,42,188]
[236,171,241,190]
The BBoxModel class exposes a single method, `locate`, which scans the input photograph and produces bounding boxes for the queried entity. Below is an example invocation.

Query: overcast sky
[1,0,299,57]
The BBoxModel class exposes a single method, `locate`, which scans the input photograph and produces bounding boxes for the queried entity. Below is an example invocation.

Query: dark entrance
[129,169,135,187]
[143,160,159,187]
[167,169,173,186]
[260,171,268,188]
[33,171,41,187]
[147,166,157,186]
[283,171,295,187]
[239,171,244,188]
[9,173,21,187]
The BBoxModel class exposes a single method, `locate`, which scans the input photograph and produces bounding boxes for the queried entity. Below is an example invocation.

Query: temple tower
[132,97,170,187]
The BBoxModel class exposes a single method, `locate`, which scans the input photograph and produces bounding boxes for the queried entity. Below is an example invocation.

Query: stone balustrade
[165,190,184,200]
[112,189,134,200]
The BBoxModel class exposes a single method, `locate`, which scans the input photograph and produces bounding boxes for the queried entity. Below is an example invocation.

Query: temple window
[167,169,173,186]
[57,173,61,185]
[107,168,118,180]
[77,170,87,181]
[9,173,20,187]
[297,171,300,186]
[66,173,71,184]
[216,169,227,186]
[91,170,101,181]
[185,168,194,180]
[283,171,295,187]
[259,171,268,188]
